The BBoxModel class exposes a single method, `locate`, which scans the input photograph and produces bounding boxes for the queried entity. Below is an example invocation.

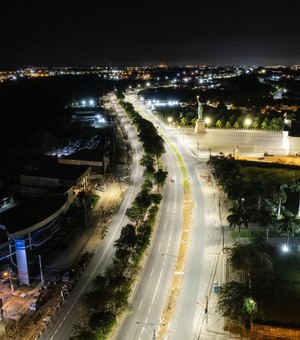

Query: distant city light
[89,99,95,106]
[282,244,289,252]
[151,100,179,107]
[81,100,86,106]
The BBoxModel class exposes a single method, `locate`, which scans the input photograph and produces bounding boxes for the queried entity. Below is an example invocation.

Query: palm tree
[277,210,300,245]
[290,181,300,218]
[252,176,266,209]
[227,201,249,242]
[272,184,287,218]
[258,199,277,249]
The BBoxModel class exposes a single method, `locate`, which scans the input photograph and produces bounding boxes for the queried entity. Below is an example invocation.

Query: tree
[257,199,277,249]
[225,121,231,129]
[140,154,155,174]
[234,121,240,129]
[72,325,96,340]
[217,281,250,326]
[272,184,287,218]
[229,243,273,289]
[252,176,266,209]
[277,210,300,245]
[126,206,145,227]
[114,224,137,254]
[224,177,245,201]
[153,169,168,188]
[290,180,300,217]
[227,201,249,242]
[215,119,223,128]
[180,117,188,126]
[88,311,116,333]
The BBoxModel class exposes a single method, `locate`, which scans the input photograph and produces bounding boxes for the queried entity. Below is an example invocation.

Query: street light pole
[219,199,224,252]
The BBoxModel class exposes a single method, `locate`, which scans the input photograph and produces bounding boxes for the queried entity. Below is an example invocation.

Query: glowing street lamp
[244,118,252,128]
[204,117,211,126]
[167,117,173,125]
[282,244,289,252]
[89,99,94,106]
[244,297,256,330]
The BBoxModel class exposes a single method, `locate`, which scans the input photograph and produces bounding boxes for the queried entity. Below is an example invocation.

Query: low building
[0,191,71,284]
[20,163,91,195]
[58,142,111,176]
[288,120,300,154]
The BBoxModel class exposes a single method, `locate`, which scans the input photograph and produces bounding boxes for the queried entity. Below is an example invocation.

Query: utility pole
[219,199,224,252]
[38,254,44,286]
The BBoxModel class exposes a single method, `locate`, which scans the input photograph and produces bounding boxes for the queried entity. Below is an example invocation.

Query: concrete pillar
[195,119,206,134]
[14,239,29,285]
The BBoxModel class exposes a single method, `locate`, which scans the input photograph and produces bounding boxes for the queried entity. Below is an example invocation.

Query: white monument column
[195,96,206,134]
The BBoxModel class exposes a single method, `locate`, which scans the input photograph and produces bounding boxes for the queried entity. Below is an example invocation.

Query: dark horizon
[1,0,300,69]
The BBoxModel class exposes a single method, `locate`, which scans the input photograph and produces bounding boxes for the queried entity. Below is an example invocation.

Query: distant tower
[195,96,205,134]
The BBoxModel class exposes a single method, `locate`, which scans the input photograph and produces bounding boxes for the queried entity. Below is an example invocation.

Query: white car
[170,176,175,182]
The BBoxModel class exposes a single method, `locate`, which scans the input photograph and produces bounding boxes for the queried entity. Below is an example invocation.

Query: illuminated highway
[40,95,144,340]
[123,94,225,340]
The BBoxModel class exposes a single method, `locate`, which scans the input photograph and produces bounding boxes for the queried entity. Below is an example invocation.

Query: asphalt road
[40,94,144,340]
[126,94,223,340]
[115,131,183,340]
[168,134,221,340]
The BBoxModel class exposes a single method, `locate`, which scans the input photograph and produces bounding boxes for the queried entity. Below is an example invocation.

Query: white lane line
[150,268,154,277]
[138,299,143,310]
[151,261,166,306]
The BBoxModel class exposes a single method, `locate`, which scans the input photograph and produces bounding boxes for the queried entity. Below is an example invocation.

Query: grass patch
[230,230,262,239]
[170,143,189,192]
[90,195,100,209]
[241,166,300,185]
[230,229,285,239]
[254,248,300,327]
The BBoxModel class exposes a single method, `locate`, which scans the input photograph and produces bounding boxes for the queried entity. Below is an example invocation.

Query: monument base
[195,119,206,134]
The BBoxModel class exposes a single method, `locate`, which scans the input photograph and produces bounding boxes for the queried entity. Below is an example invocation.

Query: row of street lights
[167,116,253,128]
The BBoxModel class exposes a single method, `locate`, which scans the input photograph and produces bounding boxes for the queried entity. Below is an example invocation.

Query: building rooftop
[61,146,106,163]
[0,195,67,236]
[22,164,90,181]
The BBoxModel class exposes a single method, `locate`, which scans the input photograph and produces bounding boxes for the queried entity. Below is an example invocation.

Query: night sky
[1,0,300,69]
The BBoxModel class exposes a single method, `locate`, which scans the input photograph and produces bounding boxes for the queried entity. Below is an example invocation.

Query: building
[0,190,71,284]
[20,163,91,195]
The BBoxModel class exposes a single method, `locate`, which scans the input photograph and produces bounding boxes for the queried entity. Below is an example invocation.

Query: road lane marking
[150,268,154,277]
[138,299,143,310]
[151,263,165,306]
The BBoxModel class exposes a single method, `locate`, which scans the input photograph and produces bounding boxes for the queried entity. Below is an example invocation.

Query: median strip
[157,135,193,338]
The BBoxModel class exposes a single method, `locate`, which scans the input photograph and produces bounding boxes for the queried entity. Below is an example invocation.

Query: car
[170,176,175,182]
